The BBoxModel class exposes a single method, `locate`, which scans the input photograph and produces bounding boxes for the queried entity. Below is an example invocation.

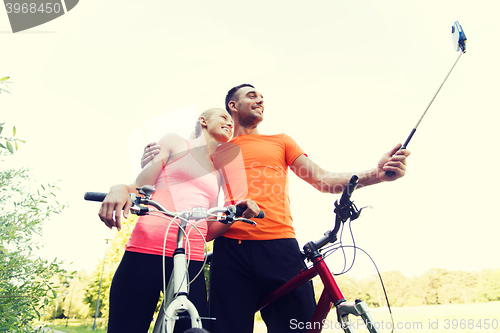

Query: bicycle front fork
[152,250,203,333]
[336,299,380,333]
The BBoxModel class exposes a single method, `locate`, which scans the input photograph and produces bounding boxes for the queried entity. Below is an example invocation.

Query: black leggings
[209,237,316,333]
[107,251,208,333]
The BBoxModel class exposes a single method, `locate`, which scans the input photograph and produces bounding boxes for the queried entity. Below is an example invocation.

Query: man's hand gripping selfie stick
[386,21,467,176]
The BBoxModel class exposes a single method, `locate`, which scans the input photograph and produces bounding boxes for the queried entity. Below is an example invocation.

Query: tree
[83,214,138,322]
[0,127,70,332]
[54,271,92,320]
[379,271,409,307]
[43,272,92,321]
[476,268,500,302]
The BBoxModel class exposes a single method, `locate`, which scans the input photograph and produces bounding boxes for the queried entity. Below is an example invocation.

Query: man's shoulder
[231,133,293,142]
[265,133,296,145]
[265,133,295,141]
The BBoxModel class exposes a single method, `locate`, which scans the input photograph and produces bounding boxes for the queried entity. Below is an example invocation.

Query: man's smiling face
[231,86,265,128]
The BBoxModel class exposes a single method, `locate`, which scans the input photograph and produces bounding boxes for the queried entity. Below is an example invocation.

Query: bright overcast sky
[1,0,499,279]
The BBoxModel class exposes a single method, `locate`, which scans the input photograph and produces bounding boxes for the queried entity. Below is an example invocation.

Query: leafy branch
[0,123,25,154]
[0,76,13,94]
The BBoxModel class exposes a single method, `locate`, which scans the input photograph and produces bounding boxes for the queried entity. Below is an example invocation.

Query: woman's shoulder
[158,132,185,142]
[158,132,187,148]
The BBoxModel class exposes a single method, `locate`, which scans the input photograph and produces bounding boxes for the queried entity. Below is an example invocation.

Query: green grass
[363,301,500,333]
[43,317,157,332]
[42,302,500,333]
[43,319,107,333]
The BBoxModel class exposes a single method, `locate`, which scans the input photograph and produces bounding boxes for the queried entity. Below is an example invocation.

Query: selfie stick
[386,21,467,176]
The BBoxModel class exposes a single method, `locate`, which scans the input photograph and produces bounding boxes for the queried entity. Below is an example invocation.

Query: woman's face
[203,109,233,142]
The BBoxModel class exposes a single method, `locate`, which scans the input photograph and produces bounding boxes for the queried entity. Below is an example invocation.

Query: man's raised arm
[290,143,410,194]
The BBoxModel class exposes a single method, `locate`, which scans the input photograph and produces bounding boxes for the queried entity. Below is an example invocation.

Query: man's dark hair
[225,83,255,115]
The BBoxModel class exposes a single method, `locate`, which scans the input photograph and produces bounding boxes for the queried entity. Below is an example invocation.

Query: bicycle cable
[184,216,212,283]
[161,213,187,303]
[318,216,395,333]
[146,211,207,306]
[141,211,208,322]
[319,218,357,276]
[140,212,183,317]
[336,217,357,275]
[337,245,395,333]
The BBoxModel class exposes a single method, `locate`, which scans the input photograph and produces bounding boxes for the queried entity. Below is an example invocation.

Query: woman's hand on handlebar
[235,199,261,219]
[98,184,133,231]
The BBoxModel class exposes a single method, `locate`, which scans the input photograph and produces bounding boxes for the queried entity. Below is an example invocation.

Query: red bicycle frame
[256,176,381,333]
[256,248,380,333]
[257,257,342,333]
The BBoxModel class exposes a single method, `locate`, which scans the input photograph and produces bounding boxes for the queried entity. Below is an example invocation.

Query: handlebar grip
[235,205,265,218]
[339,175,359,205]
[84,192,107,202]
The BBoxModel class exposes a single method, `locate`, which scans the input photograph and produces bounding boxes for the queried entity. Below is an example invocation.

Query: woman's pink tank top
[126,141,218,261]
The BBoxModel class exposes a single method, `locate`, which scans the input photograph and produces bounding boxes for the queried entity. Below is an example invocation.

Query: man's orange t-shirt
[213,133,306,240]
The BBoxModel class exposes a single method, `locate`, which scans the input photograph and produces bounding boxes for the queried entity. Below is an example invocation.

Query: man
[142,83,410,332]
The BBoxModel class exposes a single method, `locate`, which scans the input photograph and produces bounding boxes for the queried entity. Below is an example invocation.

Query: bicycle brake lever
[218,217,257,226]
[350,204,373,221]
[236,218,257,226]
[334,200,355,222]
[335,200,371,222]
[137,185,155,198]
[358,205,373,214]
[131,204,149,216]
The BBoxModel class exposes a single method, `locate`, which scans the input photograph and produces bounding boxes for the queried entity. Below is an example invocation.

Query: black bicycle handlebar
[339,175,358,207]
[235,205,265,219]
[84,190,264,221]
[84,191,109,202]
[311,175,361,251]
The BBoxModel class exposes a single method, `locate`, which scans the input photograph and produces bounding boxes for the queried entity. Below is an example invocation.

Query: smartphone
[452,21,467,53]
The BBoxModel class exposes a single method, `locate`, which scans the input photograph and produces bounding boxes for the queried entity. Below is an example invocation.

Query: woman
[98,107,259,333]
